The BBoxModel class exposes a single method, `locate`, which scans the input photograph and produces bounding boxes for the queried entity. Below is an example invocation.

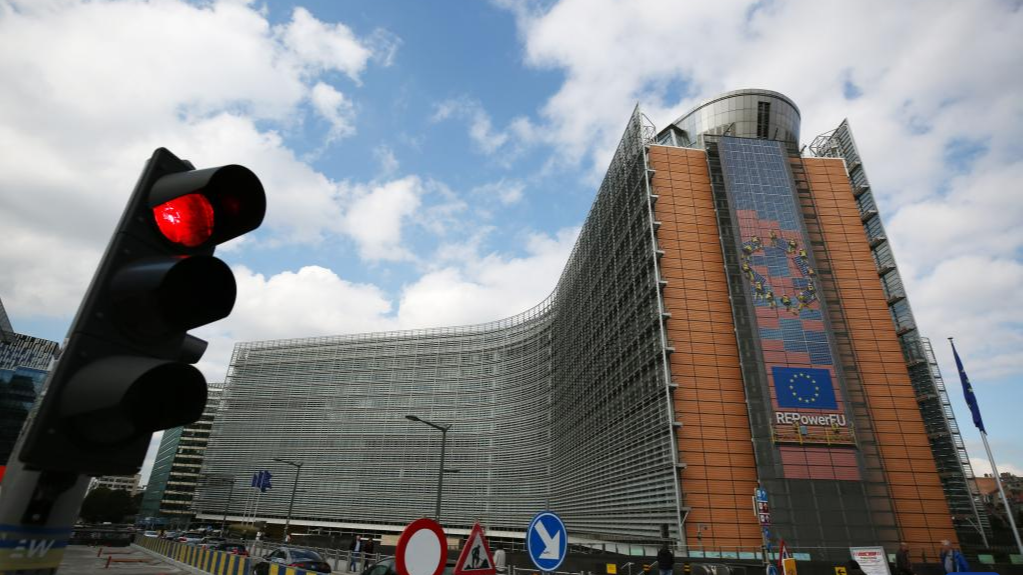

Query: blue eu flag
[773,367,837,409]
[950,339,986,433]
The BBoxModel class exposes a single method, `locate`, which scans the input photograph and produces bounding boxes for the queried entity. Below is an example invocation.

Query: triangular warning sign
[454,523,496,575]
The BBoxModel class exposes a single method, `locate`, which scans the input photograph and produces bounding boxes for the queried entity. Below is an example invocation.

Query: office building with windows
[196,90,982,561]
[140,383,224,527]
[88,474,142,495]
[0,296,59,484]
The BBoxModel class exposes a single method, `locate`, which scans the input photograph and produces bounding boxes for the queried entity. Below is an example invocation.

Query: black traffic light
[19,148,265,475]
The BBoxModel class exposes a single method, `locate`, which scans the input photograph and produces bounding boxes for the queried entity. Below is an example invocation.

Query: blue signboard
[527,511,567,572]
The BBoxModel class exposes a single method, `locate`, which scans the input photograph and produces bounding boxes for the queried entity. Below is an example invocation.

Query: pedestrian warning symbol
[454,523,496,575]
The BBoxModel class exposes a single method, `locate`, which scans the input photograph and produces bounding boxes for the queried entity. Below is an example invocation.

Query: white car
[143,531,160,538]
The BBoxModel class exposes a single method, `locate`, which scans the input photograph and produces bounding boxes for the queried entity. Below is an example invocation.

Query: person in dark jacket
[656,546,674,575]
[363,538,376,562]
[895,542,914,575]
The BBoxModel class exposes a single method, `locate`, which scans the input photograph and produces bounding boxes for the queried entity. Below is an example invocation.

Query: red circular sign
[395,518,447,575]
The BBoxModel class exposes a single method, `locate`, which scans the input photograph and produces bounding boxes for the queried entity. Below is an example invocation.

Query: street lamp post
[406,415,454,521]
[222,479,235,533]
[273,457,303,542]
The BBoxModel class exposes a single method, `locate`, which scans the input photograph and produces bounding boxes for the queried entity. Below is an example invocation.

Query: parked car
[254,547,332,575]
[143,531,160,538]
[200,537,227,549]
[362,557,456,575]
[163,531,181,540]
[212,542,250,556]
[178,532,204,544]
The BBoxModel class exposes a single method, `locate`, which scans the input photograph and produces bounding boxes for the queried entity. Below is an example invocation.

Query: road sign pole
[0,435,91,573]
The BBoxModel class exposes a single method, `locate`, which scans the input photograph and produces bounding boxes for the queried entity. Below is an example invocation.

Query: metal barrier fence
[135,536,252,575]
[247,540,383,573]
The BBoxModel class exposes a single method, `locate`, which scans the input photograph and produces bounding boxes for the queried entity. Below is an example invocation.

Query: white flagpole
[980,430,1023,554]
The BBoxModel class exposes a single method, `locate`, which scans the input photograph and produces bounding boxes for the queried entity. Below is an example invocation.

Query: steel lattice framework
[809,121,991,545]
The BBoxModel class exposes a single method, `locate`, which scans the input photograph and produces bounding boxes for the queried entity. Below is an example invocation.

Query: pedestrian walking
[938,540,970,573]
[364,537,376,563]
[895,542,914,575]
[656,546,674,575]
[349,535,363,572]
[494,548,507,575]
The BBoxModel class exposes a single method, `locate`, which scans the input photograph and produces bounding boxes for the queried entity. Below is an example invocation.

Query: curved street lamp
[406,415,453,521]
[272,457,303,541]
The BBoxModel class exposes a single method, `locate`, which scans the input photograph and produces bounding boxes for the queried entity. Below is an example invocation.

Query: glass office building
[140,383,225,527]
[197,90,979,561]
[0,296,59,484]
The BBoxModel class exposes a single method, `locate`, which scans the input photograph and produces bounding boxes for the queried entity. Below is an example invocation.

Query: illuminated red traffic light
[153,193,214,247]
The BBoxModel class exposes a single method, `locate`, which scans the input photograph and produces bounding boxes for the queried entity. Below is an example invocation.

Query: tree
[79,488,137,523]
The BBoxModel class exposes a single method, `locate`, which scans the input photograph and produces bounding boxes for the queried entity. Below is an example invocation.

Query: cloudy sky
[1,0,1021,481]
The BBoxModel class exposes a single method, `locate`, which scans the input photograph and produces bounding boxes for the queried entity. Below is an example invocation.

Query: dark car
[212,542,250,556]
[361,557,456,575]
[254,547,332,575]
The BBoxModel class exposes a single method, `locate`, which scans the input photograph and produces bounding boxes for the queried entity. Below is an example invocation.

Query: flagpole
[949,337,1023,555]
[979,430,1023,554]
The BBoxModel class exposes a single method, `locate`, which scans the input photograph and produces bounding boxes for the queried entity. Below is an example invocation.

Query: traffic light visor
[59,356,207,446]
[150,164,265,247]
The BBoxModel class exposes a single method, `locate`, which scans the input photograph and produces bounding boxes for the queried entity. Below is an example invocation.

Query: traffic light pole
[0,431,91,573]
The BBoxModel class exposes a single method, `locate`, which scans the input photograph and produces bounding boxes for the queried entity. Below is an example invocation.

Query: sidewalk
[59,545,187,575]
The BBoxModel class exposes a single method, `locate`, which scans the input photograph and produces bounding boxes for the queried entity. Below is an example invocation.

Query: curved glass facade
[197,305,555,533]
[196,109,680,542]
[667,88,801,146]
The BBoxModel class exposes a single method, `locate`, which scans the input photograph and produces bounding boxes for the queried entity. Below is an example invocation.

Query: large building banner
[718,137,859,480]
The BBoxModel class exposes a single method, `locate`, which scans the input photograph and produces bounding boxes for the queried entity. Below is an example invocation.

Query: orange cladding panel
[648,144,761,552]
[803,157,957,552]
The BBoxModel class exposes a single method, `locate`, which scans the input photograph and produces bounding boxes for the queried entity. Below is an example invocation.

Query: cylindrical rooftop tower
[664,88,801,146]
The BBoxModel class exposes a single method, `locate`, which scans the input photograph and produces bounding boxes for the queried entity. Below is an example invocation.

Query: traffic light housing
[19,148,265,475]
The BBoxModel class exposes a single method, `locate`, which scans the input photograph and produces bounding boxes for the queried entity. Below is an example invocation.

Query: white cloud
[193,265,399,382]
[397,227,578,328]
[970,457,1023,479]
[276,6,373,83]
[909,256,1023,381]
[190,227,579,381]
[473,179,526,206]
[432,97,511,155]
[373,145,400,176]
[310,82,357,142]
[366,28,402,68]
[342,176,424,261]
[0,0,396,317]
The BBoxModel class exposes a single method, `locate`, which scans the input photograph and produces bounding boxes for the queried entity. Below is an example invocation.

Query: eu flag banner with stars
[950,339,986,433]
[773,367,837,409]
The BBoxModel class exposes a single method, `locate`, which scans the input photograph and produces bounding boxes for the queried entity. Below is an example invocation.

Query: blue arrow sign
[527,511,567,572]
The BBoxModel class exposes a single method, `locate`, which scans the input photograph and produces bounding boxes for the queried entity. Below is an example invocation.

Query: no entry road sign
[396,518,447,575]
